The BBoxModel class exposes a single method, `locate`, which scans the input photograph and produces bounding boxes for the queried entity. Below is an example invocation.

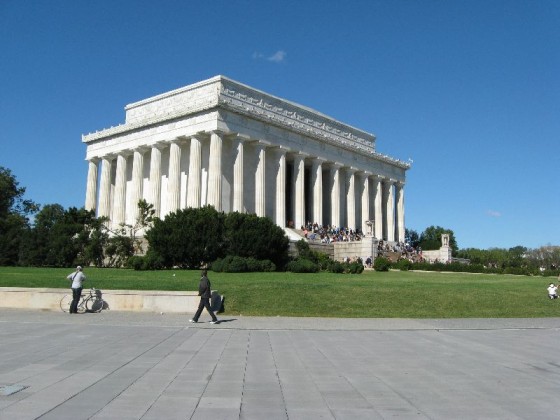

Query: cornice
[82,76,410,170]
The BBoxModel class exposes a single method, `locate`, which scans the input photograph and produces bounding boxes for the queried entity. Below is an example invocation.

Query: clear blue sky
[1,0,558,250]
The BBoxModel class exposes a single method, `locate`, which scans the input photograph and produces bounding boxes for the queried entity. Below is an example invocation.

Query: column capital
[169,137,188,146]
[270,145,290,157]
[383,177,396,186]
[148,141,166,150]
[190,132,207,142]
[290,151,309,162]
[233,133,251,143]
[310,156,327,164]
[117,149,133,158]
[101,153,117,161]
[326,161,343,170]
[133,146,149,154]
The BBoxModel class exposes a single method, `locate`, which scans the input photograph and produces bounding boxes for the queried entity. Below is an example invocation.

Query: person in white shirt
[547,283,558,299]
[67,266,86,313]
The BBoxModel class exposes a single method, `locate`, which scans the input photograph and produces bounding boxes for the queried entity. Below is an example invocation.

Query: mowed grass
[0,267,559,318]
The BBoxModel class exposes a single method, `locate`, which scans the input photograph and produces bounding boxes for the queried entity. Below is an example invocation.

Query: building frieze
[82,76,410,170]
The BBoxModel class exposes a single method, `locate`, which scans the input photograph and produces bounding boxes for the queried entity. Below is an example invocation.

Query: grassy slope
[0,267,558,318]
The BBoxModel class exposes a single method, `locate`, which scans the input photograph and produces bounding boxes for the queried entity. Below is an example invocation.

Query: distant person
[547,283,558,299]
[190,270,218,324]
[67,266,86,313]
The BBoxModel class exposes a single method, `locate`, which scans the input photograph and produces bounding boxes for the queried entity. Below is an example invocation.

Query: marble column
[361,173,370,235]
[311,158,323,226]
[233,136,245,213]
[330,164,341,228]
[293,154,306,229]
[187,136,202,208]
[167,141,181,214]
[384,179,395,242]
[373,176,383,239]
[396,182,405,242]
[112,153,128,227]
[207,131,223,211]
[130,148,145,223]
[98,156,113,219]
[149,145,163,218]
[85,158,98,212]
[275,149,287,227]
[346,168,356,230]
[255,143,266,217]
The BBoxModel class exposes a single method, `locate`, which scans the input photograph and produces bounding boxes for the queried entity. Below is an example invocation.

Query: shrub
[126,251,165,271]
[143,250,165,270]
[374,256,391,272]
[328,260,345,273]
[287,258,320,273]
[210,258,224,272]
[245,257,262,272]
[212,256,276,273]
[127,256,144,271]
[347,261,364,274]
[222,255,248,273]
[259,259,277,272]
[394,258,413,271]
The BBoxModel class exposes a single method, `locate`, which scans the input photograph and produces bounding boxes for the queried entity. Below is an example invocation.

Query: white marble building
[82,76,410,242]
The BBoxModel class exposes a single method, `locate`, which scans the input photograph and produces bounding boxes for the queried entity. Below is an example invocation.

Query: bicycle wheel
[77,297,87,314]
[86,297,104,313]
[59,295,71,313]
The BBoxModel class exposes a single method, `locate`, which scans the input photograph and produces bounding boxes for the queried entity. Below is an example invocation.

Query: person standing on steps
[67,266,86,314]
[190,269,218,324]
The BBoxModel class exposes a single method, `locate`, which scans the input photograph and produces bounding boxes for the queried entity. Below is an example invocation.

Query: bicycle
[60,288,106,313]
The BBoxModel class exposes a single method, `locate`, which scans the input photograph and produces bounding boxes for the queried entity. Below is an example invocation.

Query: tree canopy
[418,225,458,254]
[0,167,39,265]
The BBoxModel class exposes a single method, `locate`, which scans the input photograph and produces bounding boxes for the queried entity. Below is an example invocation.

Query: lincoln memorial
[82,76,410,243]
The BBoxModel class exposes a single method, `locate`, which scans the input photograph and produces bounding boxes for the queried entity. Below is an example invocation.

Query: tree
[102,200,156,267]
[405,228,420,248]
[146,206,226,268]
[19,205,100,267]
[418,225,458,255]
[223,212,289,268]
[146,207,290,269]
[0,167,39,265]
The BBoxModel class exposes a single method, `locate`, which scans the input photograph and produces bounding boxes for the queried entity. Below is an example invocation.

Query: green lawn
[0,267,558,318]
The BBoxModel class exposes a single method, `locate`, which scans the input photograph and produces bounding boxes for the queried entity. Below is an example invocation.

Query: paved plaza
[0,309,559,419]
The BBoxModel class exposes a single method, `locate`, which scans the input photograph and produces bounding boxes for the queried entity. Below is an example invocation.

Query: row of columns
[85,132,406,241]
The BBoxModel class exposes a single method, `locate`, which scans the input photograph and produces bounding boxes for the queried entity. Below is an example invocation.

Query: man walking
[190,270,218,324]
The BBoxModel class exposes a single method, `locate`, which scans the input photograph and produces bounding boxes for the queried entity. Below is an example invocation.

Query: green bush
[127,251,165,270]
[374,256,391,272]
[245,257,262,272]
[287,258,320,273]
[347,261,364,274]
[222,255,248,273]
[127,256,144,271]
[258,259,277,272]
[328,260,345,273]
[394,258,413,271]
[542,269,560,278]
[210,258,224,272]
[211,255,276,273]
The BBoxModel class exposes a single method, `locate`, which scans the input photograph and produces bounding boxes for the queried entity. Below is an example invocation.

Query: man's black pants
[70,287,82,313]
[193,297,217,322]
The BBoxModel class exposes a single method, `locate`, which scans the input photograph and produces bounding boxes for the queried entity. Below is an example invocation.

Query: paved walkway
[0,309,559,419]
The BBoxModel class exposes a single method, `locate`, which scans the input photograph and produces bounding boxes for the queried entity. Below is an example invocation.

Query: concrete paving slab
[0,309,559,419]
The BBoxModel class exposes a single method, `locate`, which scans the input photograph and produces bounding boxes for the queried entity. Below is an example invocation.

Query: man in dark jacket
[190,270,219,324]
